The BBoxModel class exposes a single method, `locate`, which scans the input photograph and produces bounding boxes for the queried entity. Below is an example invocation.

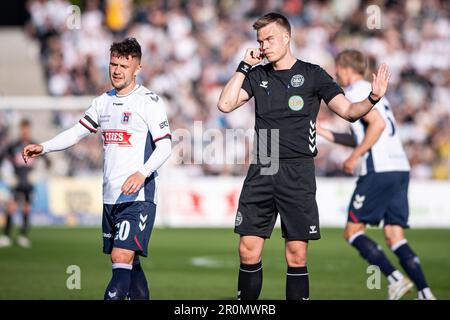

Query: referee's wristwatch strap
[236,61,252,76]
[368,91,381,105]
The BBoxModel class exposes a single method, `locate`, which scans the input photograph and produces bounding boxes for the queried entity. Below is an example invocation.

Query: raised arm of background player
[21,121,171,196]
[317,109,386,174]
[217,48,391,122]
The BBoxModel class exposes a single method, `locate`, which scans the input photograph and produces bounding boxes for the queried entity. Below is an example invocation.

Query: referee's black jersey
[242,59,344,159]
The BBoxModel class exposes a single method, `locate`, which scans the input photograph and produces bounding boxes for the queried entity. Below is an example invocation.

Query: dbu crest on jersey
[121,112,132,124]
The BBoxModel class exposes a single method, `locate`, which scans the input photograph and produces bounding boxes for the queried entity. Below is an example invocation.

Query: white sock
[419,287,433,299]
[387,270,404,284]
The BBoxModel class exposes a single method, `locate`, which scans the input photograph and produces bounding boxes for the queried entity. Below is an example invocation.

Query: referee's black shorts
[235,158,320,241]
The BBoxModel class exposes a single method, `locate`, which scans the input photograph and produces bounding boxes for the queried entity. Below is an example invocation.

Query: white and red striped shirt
[80,84,171,204]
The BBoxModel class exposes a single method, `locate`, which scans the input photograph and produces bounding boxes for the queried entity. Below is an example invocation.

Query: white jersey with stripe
[79,84,171,205]
[345,80,410,175]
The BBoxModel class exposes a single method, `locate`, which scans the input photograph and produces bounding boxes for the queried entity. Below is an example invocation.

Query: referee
[217,12,391,300]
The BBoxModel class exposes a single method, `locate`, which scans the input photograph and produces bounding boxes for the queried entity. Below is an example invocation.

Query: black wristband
[368,91,381,105]
[236,61,252,76]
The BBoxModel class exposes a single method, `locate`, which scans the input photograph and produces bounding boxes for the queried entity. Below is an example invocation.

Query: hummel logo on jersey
[309,225,317,234]
[102,130,132,146]
[145,92,160,102]
[353,194,365,210]
[108,291,117,298]
[259,81,268,88]
[139,214,147,231]
[309,120,316,153]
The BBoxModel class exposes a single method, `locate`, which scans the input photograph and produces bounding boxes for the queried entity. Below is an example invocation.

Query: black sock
[104,263,132,300]
[393,240,428,291]
[237,261,262,300]
[21,213,29,236]
[128,262,150,300]
[286,266,309,300]
[4,214,12,236]
[350,233,396,277]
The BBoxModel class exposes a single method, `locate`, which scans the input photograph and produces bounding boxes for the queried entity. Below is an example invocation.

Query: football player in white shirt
[22,38,172,300]
[317,50,435,300]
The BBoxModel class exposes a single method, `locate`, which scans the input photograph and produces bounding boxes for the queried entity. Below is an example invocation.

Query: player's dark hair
[253,12,291,35]
[20,119,31,127]
[335,50,367,76]
[110,37,142,61]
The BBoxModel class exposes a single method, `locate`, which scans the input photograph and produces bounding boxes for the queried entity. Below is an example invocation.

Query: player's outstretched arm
[327,64,391,122]
[22,122,91,164]
[317,123,357,147]
[316,124,335,142]
[343,109,386,174]
[217,48,261,113]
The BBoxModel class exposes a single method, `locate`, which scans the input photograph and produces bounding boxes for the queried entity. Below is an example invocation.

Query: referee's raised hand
[244,48,264,66]
[370,63,391,100]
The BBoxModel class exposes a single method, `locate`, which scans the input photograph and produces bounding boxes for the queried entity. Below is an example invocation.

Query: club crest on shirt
[288,95,304,111]
[290,74,304,87]
[121,112,132,124]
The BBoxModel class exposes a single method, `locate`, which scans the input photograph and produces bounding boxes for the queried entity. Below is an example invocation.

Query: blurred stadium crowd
[3,0,449,179]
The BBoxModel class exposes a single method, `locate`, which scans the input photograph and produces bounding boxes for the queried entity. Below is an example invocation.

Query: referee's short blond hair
[253,12,291,35]
[335,50,367,76]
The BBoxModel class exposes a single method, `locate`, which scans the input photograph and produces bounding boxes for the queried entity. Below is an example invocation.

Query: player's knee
[7,201,17,214]
[344,224,365,242]
[343,229,357,242]
[384,229,403,248]
[285,253,307,267]
[384,234,394,247]
[23,203,31,214]
[239,244,261,264]
[111,249,134,264]
[285,244,307,267]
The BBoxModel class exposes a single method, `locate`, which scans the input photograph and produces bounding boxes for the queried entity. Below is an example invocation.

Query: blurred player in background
[317,50,436,300]
[0,119,50,248]
[218,13,391,300]
[22,38,172,300]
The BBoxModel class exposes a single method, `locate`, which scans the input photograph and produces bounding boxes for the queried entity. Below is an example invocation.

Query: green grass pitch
[0,227,449,299]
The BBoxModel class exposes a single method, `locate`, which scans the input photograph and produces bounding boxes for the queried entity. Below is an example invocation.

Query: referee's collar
[269,59,300,72]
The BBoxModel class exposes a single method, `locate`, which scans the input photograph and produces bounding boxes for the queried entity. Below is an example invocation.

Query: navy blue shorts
[348,171,410,228]
[102,201,156,257]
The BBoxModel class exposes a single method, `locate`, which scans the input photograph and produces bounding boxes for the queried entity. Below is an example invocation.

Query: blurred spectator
[23,0,450,179]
